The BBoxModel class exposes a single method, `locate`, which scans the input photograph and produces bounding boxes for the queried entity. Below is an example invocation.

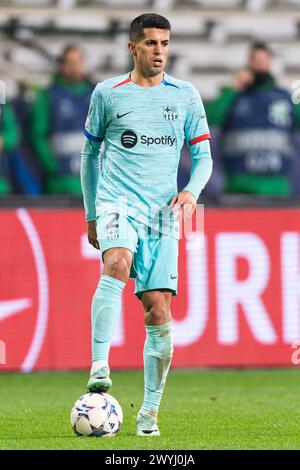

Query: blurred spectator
[206,42,300,195]
[11,82,43,195]
[0,102,20,194]
[29,45,94,195]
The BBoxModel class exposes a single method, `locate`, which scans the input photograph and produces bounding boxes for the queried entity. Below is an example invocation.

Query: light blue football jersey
[84,73,210,232]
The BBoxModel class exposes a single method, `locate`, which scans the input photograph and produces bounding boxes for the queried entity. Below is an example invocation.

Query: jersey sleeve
[84,85,106,143]
[183,140,213,200]
[184,86,211,149]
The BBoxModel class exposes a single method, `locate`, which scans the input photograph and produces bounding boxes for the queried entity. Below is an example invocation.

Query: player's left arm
[169,86,213,220]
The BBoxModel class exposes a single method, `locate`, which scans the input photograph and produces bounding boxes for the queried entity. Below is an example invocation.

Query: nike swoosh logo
[171,275,178,279]
[117,111,132,119]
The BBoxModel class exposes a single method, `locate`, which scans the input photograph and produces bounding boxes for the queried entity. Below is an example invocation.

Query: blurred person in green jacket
[30,45,94,194]
[0,102,20,194]
[206,42,300,195]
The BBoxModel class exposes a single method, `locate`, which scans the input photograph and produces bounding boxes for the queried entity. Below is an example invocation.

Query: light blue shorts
[96,212,179,299]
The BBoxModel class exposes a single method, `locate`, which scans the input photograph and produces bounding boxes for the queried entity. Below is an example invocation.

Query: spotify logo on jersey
[121,130,138,148]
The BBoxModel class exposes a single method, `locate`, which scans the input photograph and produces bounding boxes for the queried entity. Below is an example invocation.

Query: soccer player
[81,13,213,436]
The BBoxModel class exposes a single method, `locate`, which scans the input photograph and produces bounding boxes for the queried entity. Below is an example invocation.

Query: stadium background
[1,0,300,372]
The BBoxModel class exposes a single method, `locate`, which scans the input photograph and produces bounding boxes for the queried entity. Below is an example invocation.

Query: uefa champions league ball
[71,392,123,437]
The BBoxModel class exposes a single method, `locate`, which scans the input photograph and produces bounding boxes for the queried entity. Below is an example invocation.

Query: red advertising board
[0,207,299,371]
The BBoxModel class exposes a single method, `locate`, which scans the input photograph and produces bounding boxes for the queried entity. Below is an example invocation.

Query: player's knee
[147,302,171,325]
[105,254,130,282]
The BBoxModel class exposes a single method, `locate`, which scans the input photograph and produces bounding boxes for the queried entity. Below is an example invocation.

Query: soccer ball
[70,392,123,437]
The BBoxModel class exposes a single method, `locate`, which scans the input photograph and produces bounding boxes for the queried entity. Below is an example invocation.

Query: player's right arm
[80,85,106,249]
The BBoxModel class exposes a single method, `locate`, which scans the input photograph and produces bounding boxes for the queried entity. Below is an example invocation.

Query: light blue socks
[92,277,173,414]
[91,274,125,361]
[142,322,174,413]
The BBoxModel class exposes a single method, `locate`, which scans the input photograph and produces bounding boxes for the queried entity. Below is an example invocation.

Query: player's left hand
[169,191,197,220]
[88,220,100,250]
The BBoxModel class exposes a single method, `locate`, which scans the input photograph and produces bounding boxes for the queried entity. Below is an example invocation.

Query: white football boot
[136,410,160,436]
[87,366,112,393]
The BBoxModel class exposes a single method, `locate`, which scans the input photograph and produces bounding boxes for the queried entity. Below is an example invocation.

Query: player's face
[131,28,170,76]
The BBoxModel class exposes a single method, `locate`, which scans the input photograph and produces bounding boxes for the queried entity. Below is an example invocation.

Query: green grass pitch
[0,369,300,450]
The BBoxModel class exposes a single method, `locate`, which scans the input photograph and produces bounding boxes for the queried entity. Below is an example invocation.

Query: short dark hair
[129,13,171,42]
[250,41,272,55]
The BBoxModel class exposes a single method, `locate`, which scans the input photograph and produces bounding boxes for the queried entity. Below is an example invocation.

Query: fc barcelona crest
[163,106,178,121]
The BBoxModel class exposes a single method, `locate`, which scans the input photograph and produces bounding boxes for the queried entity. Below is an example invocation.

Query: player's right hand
[88,220,100,250]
